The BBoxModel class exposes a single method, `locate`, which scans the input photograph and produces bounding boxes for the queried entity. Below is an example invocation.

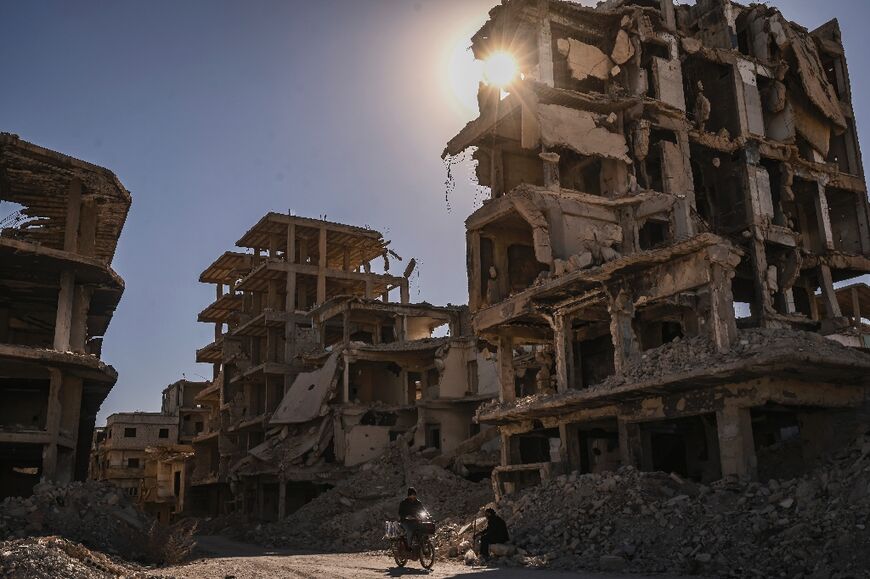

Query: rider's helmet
[407,487,417,498]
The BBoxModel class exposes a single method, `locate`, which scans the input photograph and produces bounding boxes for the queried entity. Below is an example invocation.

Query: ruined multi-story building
[161,379,209,444]
[444,0,870,497]
[189,214,499,519]
[0,133,130,499]
[90,412,179,498]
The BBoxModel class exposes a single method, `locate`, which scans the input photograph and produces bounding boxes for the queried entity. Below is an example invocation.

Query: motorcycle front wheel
[392,542,408,568]
[419,538,435,570]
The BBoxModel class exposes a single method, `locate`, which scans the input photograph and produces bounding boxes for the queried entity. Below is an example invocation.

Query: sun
[482,51,518,88]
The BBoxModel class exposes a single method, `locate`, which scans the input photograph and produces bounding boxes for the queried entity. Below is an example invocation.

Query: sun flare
[482,51,518,88]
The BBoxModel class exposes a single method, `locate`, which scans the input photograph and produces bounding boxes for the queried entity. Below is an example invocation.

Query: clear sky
[0,0,867,421]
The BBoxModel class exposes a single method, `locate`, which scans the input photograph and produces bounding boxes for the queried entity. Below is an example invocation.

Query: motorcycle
[384,510,436,570]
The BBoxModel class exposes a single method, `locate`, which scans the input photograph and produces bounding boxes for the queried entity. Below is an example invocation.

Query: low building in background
[89,412,178,499]
[140,444,194,524]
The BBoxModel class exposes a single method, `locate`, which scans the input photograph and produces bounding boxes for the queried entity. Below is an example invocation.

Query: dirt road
[157,535,688,579]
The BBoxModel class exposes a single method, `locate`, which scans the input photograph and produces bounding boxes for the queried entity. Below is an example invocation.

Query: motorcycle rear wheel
[419,538,435,570]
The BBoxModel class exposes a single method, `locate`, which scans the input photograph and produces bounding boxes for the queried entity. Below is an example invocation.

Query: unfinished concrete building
[444,0,870,497]
[0,133,130,499]
[189,214,499,519]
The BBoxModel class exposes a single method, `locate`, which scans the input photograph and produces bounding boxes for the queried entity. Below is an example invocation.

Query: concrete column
[608,289,639,375]
[342,310,350,345]
[497,335,515,403]
[489,144,504,198]
[617,418,641,469]
[400,280,409,304]
[708,257,739,352]
[69,285,92,354]
[286,223,296,264]
[343,357,351,403]
[63,179,82,253]
[277,477,286,520]
[536,0,554,87]
[851,286,862,326]
[77,198,98,257]
[317,227,327,305]
[53,271,75,352]
[540,151,560,191]
[813,183,835,251]
[283,269,298,390]
[716,405,757,479]
[553,314,570,393]
[499,431,516,466]
[748,238,774,325]
[818,264,842,318]
[41,369,64,481]
[468,231,482,311]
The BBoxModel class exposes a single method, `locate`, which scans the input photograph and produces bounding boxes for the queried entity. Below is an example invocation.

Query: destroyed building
[0,133,130,499]
[90,412,179,498]
[90,383,201,522]
[189,213,499,519]
[160,379,210,444]
[443,0,870,498]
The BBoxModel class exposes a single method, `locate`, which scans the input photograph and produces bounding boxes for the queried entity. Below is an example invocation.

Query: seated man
[476,507,509,560]
[398,487,426,548]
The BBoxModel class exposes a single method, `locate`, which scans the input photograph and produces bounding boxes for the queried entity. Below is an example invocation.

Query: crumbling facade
[91,383,200,522]
[189,214,499,519]
[90,412,179,498]
[161,379,209,444]
[444,0,870,497]
[0,133,130,499]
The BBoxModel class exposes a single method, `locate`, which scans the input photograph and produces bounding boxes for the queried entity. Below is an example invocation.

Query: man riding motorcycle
[398,487,427,548]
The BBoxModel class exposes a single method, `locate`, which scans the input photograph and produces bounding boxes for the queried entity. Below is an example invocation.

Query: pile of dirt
[0,535,155,579]
[0,480,155,561]
[240,444,493,552]
[443,433,870,577]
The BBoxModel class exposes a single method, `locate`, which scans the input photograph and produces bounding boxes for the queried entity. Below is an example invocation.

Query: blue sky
[0,0,867,421]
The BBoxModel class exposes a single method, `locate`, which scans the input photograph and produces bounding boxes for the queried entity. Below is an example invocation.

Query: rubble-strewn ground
[229,444,494,553]
[155,534,688,579]
[0,481,152,557]
[0,535,154,579]
[441,434,870,578]
[0,480,195,566]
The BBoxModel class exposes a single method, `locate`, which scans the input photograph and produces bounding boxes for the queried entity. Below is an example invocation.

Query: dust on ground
[156,535,691,579]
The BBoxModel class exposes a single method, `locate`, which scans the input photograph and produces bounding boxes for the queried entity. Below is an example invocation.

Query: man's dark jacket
[483,514,509,543]
[399,497,424,520]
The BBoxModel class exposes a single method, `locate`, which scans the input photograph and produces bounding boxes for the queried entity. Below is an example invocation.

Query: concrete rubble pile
[0,535,155,579]
[238,442,493,552]
[445,433,870,577]
[0,480,155,560]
